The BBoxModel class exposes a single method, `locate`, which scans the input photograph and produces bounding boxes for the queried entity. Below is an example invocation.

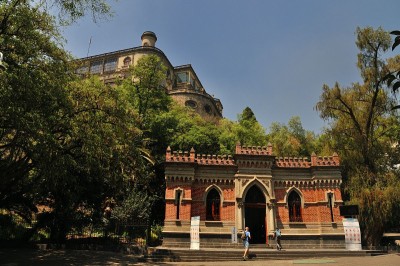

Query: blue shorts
[243,240,249,248]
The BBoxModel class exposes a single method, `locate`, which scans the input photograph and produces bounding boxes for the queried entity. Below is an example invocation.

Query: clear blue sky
[61,0,399,134]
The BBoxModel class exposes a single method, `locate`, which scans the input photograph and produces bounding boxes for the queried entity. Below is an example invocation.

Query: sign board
[190,216,200,250]
[231,227,237,243]
[342,218,362,251]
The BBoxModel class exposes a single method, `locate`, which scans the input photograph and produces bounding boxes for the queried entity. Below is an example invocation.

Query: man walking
[242,226,251,260]
[274,228,282,250]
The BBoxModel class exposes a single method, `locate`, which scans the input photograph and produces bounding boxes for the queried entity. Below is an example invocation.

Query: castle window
[288,191,302,222]
[327,192,334,222]
[190,76,195,88]
[175,190,182,220]
[206,188,220,221]
[76,65,88,75]
[204,104,212,114]
[90,60,103,74]
[123,57,131,67]
[185,100,197,109]
[177,72,188,83]
[104,58,117,72]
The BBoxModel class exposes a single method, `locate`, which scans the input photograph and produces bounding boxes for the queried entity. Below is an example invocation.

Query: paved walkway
[0,249,399,266]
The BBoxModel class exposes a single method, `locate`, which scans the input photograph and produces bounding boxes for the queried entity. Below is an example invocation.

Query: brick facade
[163,144,345,248]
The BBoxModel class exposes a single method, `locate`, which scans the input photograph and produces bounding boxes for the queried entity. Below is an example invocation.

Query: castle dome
[141,31,157,47]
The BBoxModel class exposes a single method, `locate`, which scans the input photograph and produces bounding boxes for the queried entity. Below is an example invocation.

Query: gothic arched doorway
[244,185,267,244]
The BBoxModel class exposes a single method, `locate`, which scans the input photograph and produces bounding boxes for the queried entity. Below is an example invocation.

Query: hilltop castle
[75,31,222,121]
[76,32,345,248]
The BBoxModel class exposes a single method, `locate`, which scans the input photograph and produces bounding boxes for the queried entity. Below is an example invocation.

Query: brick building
[163,144,345,248]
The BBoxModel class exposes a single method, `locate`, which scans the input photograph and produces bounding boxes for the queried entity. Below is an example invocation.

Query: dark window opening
[123,57,131,67]
[104,58,117,72]
[185,100,197,108]
[175,190,182,220]
[177,72,188,83]
[90,60,103,74]
[328,192,334,222]
[288,191,302,222]
[204,104,212,114]
[206,189,220,221]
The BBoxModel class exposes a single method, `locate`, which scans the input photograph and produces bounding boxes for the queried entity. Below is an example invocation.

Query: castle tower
[141,31,157,47]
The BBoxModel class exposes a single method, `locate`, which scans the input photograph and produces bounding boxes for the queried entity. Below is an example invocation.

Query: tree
[266,116,317,157]
[0,1,148,242]
[236,107,268,147]
[240,107,257,122]
[40,0,113,24]
[315,27,400,246]
[383,30,400,110]
[120,55,170,129]
[0,1,74,219]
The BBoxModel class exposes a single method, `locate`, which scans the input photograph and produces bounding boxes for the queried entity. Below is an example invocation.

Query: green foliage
[148,223,163,246]
[151,103,220,155]
[383,30,400,110]
[239,107,258,123]
[41,0,113,24]
[121,54,170,129]
[316,27,400,246]
[348,170,400,246]
[0,0,73,218]
[266,116,318,157]
[111,189,152,225]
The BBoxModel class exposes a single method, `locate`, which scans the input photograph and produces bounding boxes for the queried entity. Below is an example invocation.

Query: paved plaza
[0,249,399,266]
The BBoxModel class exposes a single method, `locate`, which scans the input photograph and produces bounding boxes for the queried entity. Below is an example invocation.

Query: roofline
[75,46,174,69]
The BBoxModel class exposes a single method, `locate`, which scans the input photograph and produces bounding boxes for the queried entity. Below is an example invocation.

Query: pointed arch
[285,187,303,222]
[205,185,222,221]
[242,178,270,202]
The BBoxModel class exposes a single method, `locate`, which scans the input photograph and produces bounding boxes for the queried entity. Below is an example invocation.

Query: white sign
[190,216,200,250]
[231,227,237,243]
[343,218,362,251]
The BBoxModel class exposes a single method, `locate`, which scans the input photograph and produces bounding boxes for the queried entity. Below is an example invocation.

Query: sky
[61,0,400,134]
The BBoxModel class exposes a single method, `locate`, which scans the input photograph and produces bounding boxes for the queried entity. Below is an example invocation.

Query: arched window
[206,188,220,221]
[185,100,197,108]
[288,191,302,222]
[123,57,131,67]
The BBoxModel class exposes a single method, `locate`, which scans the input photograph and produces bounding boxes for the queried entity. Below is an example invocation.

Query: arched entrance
[244,185,267,244]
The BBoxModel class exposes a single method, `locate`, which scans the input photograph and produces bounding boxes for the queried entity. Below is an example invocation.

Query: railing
[0,212,154,249]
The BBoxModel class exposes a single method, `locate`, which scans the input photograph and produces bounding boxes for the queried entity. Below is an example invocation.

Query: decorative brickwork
[163,144,345,248]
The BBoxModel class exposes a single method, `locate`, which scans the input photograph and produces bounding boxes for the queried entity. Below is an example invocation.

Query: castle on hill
[76,31,345,248]
[76,31,222,122]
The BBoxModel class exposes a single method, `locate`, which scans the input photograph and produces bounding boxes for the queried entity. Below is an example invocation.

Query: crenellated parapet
[165,146,340,168]
[311,152,340,166]
[275,157,311,168]
[235,143,273,156]
[275,152,340,168]
[165,146,235,166]
[165,146,195,163]
[196,154,235,165]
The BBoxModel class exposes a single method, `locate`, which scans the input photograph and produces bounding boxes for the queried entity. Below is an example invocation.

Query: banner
[190,216,200,250]
[342,218,362,251]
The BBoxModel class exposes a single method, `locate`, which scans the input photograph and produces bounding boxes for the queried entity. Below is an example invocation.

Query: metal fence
[0,212,157,250]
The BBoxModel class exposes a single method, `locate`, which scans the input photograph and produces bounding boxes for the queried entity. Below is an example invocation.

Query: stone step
[145,248,386,262]
[161,242,346,249]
